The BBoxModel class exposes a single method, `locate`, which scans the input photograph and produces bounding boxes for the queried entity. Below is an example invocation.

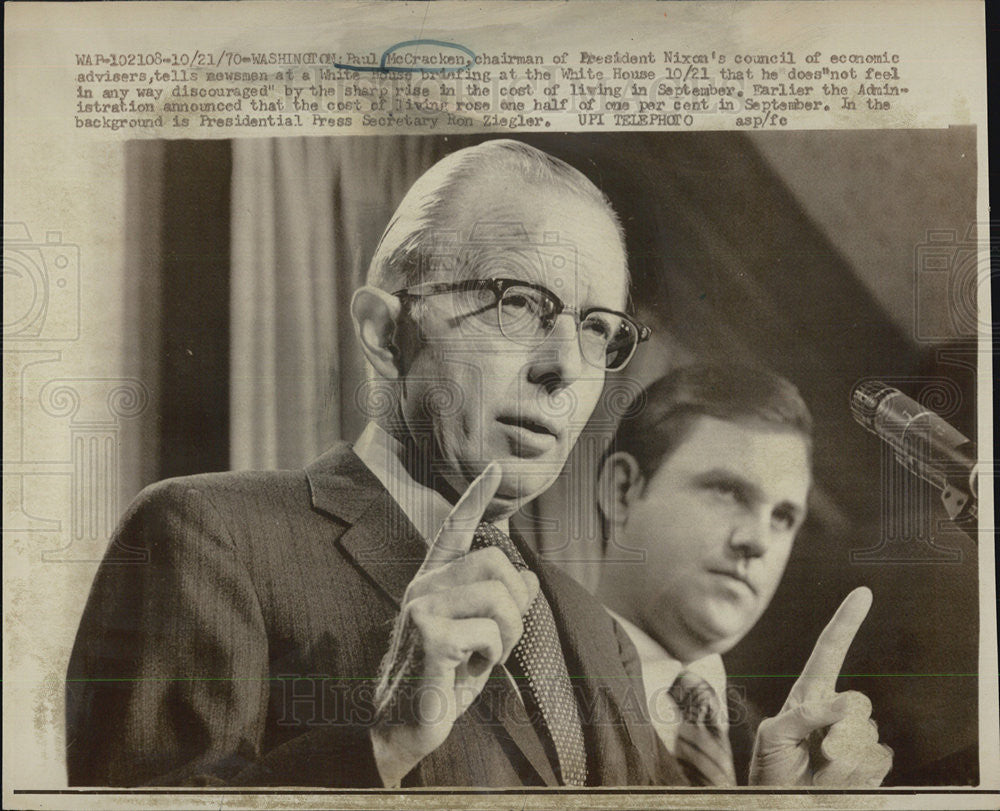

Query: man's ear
[596,451,644,531]
[351,286,403,379]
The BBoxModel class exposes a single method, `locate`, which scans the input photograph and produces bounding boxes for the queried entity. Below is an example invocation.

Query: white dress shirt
[606,609,729,753]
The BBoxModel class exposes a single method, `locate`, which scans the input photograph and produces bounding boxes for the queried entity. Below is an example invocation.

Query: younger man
[596,364,893,786]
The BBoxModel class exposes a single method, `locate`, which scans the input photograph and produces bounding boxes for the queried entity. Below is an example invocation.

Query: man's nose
[525,314,586,394]
[728,510,771,559]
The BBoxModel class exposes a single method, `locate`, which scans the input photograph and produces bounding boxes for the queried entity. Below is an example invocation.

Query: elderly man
[596,364,894,786]
[66,139,678,787]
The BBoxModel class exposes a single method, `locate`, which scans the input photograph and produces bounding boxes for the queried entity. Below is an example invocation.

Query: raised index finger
[790,586,873,703]
[419,462,503,572]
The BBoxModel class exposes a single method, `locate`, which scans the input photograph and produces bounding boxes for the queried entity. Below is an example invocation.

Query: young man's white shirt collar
[354,421,511,545]
[606,609,729,753]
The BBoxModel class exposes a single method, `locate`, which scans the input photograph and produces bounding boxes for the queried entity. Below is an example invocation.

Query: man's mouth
[496,415,560,457]
[496,415,559,439]
[707,568,757,596]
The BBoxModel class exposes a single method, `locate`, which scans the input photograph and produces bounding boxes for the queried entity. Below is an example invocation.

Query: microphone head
[850,381,897,432]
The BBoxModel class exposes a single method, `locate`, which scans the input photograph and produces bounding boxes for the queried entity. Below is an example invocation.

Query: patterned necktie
[471,522,589,786]
[669,670,737,786]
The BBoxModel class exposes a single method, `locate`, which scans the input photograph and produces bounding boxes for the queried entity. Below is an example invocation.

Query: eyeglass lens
[498,284,637,371]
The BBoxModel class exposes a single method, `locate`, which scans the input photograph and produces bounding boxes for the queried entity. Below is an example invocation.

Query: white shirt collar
[606,608,728,752]
[354,421,509,546]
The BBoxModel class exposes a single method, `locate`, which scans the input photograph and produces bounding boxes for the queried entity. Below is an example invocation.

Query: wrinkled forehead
[436,180,628,308]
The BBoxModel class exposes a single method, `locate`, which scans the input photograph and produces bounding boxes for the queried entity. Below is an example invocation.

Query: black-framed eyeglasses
[392,278,651,372]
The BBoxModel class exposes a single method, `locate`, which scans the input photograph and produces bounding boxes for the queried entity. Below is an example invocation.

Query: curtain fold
[229,136,445,470]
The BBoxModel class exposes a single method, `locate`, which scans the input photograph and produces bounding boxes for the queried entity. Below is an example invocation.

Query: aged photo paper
[4,1,995,809]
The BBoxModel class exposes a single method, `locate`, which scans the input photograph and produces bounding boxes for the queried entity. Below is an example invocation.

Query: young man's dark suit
[728,682,766,784]
[67,443,685,787]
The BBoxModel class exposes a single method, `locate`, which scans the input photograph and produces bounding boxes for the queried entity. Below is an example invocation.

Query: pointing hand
[749,587,893,786]
[369,463,540,786]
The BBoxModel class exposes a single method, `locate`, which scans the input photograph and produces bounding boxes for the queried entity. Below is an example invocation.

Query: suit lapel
[337,491,427,607]
[477,669,560,786]
[304,443,559,784]
[726,678,762,786]
[307,444,426,607]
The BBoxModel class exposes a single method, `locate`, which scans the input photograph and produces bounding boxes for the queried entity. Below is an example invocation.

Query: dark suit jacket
[66,443,684,787]
[726,679,765,785]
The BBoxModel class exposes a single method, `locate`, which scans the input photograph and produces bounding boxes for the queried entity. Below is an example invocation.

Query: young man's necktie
[669,669,737,786]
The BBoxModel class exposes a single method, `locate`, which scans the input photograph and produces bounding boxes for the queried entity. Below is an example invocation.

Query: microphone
[850,381,978,529]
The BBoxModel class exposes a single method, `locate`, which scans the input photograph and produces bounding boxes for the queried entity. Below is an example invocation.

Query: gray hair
[366,139,626,291]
